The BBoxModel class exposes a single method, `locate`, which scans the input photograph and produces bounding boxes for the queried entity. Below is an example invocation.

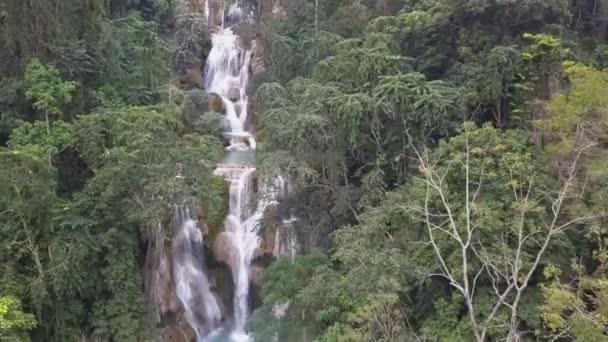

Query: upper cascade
[205,1,255,151]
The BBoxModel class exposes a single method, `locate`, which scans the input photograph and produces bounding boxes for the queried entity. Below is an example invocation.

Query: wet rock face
[209,93,225,113]
[185,65,205,88]
[144,240,177,320]
[227,86,240,102]
[207,0,225,28]
[162,321,196,342]
[250,264,265,285]
[232,23,256,49]
[250,40,268,76]
[143,238,195,342]
[213,231,233,264]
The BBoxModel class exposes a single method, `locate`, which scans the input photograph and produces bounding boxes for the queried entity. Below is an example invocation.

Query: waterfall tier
[205,23,255,151]
[172,205,222,340]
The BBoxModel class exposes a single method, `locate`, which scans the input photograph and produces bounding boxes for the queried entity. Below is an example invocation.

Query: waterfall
[205,1,262,339]
[172,205,222,341]
[205,1,254,152]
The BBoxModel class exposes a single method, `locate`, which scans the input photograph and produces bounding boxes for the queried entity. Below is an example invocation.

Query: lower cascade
[172,205,222,340]
[213,165,274,340]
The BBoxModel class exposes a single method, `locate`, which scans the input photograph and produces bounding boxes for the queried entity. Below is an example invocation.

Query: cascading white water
[172,205,222,341]
[205,1,262,339]
[205,3,254,152]
[212,166,280,339]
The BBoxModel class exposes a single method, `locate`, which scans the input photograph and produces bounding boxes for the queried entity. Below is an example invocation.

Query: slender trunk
[314,0,318,32]
[598,0,608,42]
[508,296,521,341]
[45,110,50,135]
[45,110,52,165]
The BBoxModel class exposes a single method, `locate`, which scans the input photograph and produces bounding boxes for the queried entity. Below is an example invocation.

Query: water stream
[172,205,222,341]
[206,1,260,340]
[172,2,289,340]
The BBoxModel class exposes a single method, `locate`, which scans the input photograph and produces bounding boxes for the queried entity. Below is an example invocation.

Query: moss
[202,176,230,244]
[259,205,279,258]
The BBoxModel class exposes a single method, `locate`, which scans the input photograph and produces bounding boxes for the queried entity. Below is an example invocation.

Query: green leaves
[8,121,73,159]
[96,13,169,106]
[261,255,329,305]
[24,59,78,120]
[0,296,36,342]
[540,63,608,153]
[329,92,373,146]
[313,33,409,92]
[374,72,458,136]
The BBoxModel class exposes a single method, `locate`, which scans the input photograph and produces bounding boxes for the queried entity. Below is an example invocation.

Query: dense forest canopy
[0,0,607,341]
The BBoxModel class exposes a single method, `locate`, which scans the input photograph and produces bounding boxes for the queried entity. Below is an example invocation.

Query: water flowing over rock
[214,167,262,335]
[143,225,182,336]
[167,2,297,340]
[205,25,255,151]
[172,205,222,340]
[205,1,264,339]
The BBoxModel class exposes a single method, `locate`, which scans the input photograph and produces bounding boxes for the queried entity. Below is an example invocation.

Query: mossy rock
[202,176,230,244]
[232,23,256,50]
[259,205,279,258]
[209,93,225,113]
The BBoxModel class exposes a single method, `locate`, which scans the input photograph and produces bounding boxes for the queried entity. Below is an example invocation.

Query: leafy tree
[533,63,608,341]
[97,14,169,105]
[453,45,522,126]
[8,121,73,159]
[521,33,571,100]
[24,59,77,134]
[0,296,36,341]
[406,122,597,341]
[541,264,608,341]
[0,148,93,340]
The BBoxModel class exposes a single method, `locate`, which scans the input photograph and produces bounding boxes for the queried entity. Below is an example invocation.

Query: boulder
[213,232,233,265]
[184,65,204,89]
[271,0,287,20]
[227,86,240,103]
[162,320,196,342]
[209,93,225,113]
[232,23,257,49]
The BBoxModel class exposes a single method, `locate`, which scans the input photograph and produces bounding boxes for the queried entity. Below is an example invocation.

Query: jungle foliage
[251,0,608,341]
[1,0,608,341]
[0,0,223,341]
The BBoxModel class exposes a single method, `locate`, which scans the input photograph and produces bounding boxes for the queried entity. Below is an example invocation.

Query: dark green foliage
[1,104,222,341]
[2,0,608,341]
[0,1,224,340]
[95,13,169,106]
[172,12,210,79]
[252,1,608,340]
[181,89,224,136]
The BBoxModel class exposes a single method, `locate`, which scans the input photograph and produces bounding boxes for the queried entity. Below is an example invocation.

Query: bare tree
[409,125,601,342]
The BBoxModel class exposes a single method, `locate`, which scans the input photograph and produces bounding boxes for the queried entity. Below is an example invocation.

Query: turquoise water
[206,328,253,342]
[222,150,256,164]
[206,329,233,341]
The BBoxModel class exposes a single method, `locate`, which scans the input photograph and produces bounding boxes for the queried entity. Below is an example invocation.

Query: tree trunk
[45,110,52,165]
[598,0,608,42]
[45,110,50,135]
[314,0,319,31]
